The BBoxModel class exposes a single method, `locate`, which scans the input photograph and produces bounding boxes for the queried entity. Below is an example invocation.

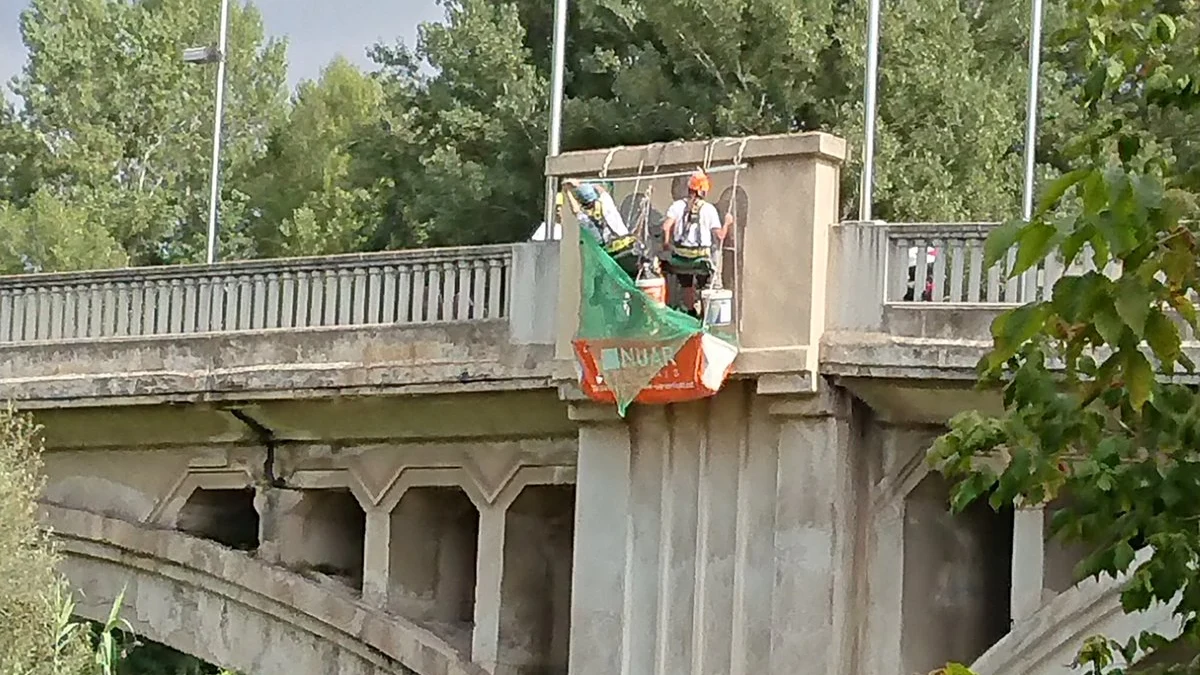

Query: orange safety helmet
[687,170,711,195]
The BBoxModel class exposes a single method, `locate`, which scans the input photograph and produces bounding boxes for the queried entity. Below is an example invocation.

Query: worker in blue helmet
[562,180,641,279]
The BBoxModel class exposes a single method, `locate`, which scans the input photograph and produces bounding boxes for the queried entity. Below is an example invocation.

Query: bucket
[636,275,667,306]
[701,288,734,327]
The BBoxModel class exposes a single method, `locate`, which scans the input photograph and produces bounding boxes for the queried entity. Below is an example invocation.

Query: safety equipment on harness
[604,235,639,257]
[671,195,712,254]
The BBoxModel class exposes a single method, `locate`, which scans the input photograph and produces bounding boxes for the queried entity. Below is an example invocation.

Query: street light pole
[543,0,569,234]
[859,0,882,222]
[204,0,231,264]
[1021,0,1045,222]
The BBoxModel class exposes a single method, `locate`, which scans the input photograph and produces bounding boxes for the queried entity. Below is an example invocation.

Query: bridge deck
[3,220,1184,408]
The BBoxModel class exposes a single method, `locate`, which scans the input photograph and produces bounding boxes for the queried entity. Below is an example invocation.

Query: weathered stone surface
[970,559,1181,675]
[0,322,553,408]
[46,504,487,675]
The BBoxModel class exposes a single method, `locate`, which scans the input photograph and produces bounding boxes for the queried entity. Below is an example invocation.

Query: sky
[0,0,444,97]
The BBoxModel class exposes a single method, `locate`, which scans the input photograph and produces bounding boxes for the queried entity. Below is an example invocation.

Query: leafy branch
[929,0,1200,672]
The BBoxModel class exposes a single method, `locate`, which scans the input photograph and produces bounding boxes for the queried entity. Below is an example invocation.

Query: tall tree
[355,0,1037,250]
[0,190,129,273]
[931,0,1200,671]
[362,0,547,248]
[245,56,386,257]
[7,0,289,268]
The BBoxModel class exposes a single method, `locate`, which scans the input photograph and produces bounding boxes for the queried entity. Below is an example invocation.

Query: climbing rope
[702,139,716,173]
[630,152,665,281]
[624,157,654,283]
[626,159,645,226]
[599,146,622,179]
[712,137,750,292]
[639,145,669,276]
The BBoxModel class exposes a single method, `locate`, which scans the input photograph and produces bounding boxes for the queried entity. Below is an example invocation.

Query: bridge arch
[44,504,486,675]
[970,568,1182,675]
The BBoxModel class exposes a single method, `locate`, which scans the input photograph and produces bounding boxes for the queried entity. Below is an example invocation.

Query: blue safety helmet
[573,183,600,206]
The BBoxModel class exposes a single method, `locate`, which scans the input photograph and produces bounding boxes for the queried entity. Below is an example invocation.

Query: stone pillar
[545,132,847,375]
[566,402,630,675]
[567,383,868,675]
[362,508,390,606]
[1010,505,1046,622]
[473,506,507,671]
[766,389,861,675]
[254,485,290,565]
[552,132,853,675]
[860,422,941,675]
[863,499,905,675]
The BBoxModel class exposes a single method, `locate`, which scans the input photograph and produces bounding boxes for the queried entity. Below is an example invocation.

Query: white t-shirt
[666,199,722,248]
[576,192,630,243]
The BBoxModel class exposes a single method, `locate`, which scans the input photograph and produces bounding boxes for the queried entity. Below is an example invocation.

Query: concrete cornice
[0,322,555,408]
[545,132,847,177]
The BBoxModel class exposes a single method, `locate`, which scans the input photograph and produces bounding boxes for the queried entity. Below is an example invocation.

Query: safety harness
[671,196,714,271]
[582,201,638,259]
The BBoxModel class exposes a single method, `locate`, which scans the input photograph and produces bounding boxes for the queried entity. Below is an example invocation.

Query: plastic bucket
[701,288,734,326]
[636,275,667,306]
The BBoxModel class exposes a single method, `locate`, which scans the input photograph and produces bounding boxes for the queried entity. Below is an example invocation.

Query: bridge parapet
[0,243,560,405]
[825,220,1060,424]
[831,220,1029,337]
[0,244,518,343]
[827,219,1133,339]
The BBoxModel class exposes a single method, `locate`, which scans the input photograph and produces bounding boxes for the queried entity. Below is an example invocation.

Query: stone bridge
[0,132,1182,675]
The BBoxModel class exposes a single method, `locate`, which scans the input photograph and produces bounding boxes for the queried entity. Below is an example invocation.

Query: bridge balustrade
[0,218,1133,348]
[879,221,1125,305]
[829,220,1127,340]
[887,222,1055,304]
[0,245,513,343]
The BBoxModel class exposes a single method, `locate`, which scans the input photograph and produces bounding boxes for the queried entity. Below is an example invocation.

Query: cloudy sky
[1,0,443,96]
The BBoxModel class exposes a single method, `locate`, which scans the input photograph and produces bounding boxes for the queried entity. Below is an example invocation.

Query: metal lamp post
[1021,0,1045,221]
[860,0,882,222]
[183,0,231,264]
[543,0,569,233]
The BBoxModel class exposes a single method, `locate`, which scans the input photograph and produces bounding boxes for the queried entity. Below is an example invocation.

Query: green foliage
[244,56,385,257]
[0,405,92,674]
[0,190,130,273]
[101,628,239,675]
[1,0,1192,265]
[0,405,232,674]
[5,0,288,266]
[0,0,1064,265]
[0,406,149,674]
[373,0,1030,242]
[928,0,1200,671]
[361,0,547,248]
[927,665,977,675]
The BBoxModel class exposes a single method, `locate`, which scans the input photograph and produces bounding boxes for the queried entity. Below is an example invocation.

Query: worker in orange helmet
[661,169,733,317]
